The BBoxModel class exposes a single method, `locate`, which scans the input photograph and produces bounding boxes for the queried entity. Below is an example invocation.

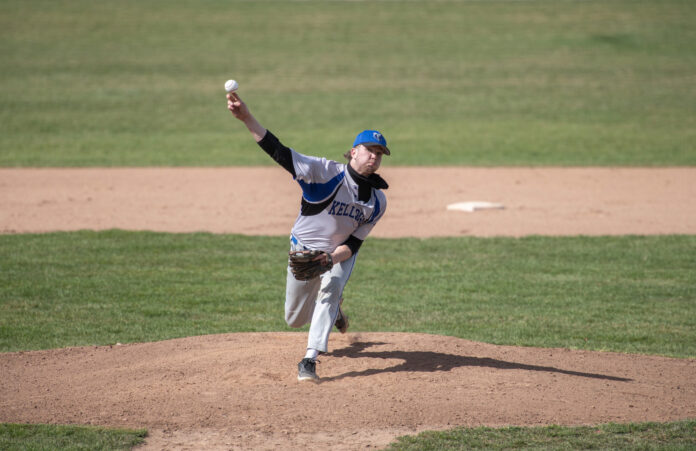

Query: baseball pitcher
[227,91,389,381]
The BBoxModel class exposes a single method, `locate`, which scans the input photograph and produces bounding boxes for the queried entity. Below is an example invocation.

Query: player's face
[350,145,384,176]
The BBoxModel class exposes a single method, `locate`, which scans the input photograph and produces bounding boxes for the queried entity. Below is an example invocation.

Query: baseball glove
[288,250,333,281]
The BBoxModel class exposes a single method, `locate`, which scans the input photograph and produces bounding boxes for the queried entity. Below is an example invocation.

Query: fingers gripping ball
[288,250,333,281]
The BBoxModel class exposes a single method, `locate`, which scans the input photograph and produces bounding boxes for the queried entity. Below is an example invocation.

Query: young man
[227,92,389,381]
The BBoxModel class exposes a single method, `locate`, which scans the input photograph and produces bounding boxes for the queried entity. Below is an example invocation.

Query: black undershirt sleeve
[258,132,365,256]
[342,235,363,256]
[257,130,295,177]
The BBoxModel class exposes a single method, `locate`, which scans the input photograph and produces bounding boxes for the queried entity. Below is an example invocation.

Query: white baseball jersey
[255,130,388,357]
[290,149,387,252]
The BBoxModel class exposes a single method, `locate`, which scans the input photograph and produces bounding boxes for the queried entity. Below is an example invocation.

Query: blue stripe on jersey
[366,194,381,224]
[297,172,345,203]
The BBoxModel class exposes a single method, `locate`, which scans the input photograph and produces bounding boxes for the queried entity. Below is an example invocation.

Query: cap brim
[359,142,390,155]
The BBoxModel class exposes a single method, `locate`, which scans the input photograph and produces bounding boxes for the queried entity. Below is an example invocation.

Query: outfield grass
[2,0,695,166]
[1,231,694,358]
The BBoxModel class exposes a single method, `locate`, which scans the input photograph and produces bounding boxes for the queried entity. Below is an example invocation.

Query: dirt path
[1,167,694,236]
[1,167,695,450]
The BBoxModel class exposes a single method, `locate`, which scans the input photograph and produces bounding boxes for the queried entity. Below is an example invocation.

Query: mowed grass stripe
[1,231,694,358]
[1,0,695,166]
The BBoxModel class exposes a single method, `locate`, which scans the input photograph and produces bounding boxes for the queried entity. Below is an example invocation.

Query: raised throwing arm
[227,93,267,142]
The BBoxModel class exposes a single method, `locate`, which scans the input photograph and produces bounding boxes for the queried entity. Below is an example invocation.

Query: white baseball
[225,79,239,93]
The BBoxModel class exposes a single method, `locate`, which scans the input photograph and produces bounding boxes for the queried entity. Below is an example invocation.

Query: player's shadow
[324,341,632,382]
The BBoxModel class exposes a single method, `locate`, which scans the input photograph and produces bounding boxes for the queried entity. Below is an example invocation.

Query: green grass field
[2,232,695,358]
[386,420,696,450]
[0,423,146,451]
[2,0,695,166]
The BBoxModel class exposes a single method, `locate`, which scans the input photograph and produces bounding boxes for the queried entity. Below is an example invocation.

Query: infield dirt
[1,167,695,450]
[1,167,695,236]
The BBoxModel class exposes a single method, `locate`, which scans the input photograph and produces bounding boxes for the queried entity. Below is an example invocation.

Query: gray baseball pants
[285,237,357,353]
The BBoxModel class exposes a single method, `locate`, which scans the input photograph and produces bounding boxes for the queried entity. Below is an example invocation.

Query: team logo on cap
[373,132,382,142]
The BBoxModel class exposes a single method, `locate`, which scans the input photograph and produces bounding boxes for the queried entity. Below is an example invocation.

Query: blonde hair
[343,147,356,162]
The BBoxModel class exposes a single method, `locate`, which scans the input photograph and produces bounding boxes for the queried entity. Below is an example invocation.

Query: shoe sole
[298,374,319,382]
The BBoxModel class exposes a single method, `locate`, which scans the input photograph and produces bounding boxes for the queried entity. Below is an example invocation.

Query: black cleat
[297,358,319,381]
[335,298,349,334]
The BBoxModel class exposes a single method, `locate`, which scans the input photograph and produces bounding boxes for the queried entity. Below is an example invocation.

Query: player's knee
[320,276,342,298]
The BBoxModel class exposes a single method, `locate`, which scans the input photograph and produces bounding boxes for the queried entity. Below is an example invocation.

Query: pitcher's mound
[1,332,694,450]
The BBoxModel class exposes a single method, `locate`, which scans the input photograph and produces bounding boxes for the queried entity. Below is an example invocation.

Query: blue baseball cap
[353,130,390,155]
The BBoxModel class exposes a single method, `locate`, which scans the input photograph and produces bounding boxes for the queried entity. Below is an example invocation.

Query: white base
[447,201,505,212]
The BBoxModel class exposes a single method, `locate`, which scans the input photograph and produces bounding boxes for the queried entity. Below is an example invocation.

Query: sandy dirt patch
[2,333,694,450]
[1,167,694,236]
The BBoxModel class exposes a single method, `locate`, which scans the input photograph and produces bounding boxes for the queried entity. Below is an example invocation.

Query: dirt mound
[2,332,694,450]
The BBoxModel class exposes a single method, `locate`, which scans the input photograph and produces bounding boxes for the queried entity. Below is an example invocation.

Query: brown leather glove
[288,250,333,281]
